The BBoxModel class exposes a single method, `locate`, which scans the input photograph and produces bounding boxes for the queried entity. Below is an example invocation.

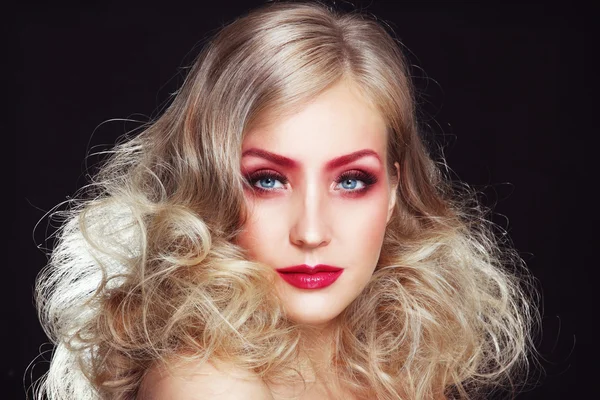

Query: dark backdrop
[11,1,584,398]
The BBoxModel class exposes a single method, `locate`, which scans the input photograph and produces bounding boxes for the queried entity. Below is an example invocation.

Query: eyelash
[245,170,288,193]
[335,170,378,194]
[244,169,378,195]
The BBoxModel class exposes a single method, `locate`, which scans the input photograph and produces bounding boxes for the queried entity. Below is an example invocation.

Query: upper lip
[275,264,343,274]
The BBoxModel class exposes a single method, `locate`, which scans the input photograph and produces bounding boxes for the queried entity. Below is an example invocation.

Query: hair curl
[32,1,539,399]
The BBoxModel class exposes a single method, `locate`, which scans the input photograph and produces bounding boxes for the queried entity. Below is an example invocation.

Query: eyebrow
[241,148,298,168]
[241,148,381,170]
[326,149,382,169]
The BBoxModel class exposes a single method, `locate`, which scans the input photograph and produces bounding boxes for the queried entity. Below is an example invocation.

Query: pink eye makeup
[334,170,378,196]
[243,168,378,196]
[244,169,289,193]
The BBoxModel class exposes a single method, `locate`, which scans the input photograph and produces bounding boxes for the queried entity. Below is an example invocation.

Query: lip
[275,264,343,289]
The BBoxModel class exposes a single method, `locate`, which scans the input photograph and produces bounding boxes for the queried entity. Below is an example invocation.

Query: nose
[289,185,332,249]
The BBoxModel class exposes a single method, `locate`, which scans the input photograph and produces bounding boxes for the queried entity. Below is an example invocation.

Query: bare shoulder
[138,358,273,400]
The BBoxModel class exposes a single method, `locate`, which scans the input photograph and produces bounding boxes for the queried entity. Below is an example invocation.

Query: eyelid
[335,169,378,184]
[244,169,288,193]
[245,169,288,183]
[243,168,378,193]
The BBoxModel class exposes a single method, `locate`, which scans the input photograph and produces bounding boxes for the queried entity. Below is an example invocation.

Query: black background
[10,1,585,398]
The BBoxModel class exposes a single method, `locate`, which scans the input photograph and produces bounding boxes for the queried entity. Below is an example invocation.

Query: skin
[236,81,400,398]
[141,80,400,399]
[238,79,399,330]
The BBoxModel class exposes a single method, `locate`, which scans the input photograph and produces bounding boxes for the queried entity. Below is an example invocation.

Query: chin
[284,307,343,328]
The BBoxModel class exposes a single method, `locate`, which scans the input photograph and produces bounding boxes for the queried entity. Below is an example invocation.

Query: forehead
[242,81,388,160]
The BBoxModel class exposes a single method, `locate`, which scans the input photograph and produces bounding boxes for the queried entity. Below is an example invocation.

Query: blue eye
[334,170,377,192]
[246,170,287,192]
[257,177,284,189]
[337,178,363,190]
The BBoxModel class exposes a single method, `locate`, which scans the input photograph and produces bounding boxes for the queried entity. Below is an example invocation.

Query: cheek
[237,198,286,259]
[337,189,390,238]
[335,191,390,267]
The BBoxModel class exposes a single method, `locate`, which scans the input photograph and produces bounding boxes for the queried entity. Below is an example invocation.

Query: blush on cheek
[366,211,388,239]
[334,196,388,237]
[362,192,390,232]
[360,216,389,268]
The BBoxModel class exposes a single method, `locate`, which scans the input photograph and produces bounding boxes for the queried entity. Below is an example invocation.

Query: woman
[33,1,539,399]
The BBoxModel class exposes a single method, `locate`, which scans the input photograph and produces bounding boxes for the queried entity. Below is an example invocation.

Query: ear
[387,162,400,224]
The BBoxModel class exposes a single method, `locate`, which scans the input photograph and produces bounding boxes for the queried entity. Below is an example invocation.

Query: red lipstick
[275,264,343,289]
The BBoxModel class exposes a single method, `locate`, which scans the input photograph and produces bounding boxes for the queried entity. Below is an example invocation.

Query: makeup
[243,168,378,196]
[244,169,288,194]
[275,264,343,289]
[334,169,378,196]
[236,80,393,325]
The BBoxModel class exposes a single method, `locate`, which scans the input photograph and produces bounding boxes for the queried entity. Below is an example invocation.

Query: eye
[245,170,288,192]
[336,178,365,191]
[256,177,284,190]
[334,170,378,193]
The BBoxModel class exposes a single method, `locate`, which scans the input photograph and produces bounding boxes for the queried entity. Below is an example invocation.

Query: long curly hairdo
[33,1,539,399]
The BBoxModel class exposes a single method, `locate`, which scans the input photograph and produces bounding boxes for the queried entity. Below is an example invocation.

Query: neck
[296,320,339,382]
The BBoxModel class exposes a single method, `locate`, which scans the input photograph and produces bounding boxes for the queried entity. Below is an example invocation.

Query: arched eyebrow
[325,149,382,169]
[241,148,298,168]
[241,148,381,170]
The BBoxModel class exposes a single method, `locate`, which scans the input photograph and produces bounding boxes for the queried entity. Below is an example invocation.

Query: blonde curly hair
[33,1,539,399]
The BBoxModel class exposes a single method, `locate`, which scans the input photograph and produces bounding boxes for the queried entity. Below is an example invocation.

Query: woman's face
[237,80,398,327]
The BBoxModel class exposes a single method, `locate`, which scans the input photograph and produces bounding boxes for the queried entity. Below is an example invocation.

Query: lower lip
[277,271,343,289]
